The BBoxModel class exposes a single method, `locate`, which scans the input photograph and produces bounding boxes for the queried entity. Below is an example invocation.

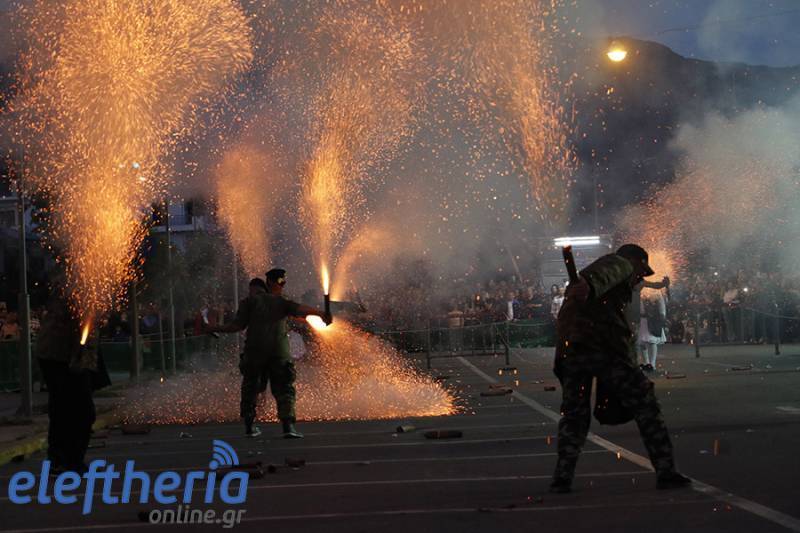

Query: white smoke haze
[619,94,800,275]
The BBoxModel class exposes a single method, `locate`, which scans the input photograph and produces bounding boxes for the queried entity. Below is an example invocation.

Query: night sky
[2,1,799,67]
[582,0,800,67]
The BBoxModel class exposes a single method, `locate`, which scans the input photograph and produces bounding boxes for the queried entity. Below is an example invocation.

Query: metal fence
[376,319,553,369]
[688,305,800,357]
[0,333,232,390]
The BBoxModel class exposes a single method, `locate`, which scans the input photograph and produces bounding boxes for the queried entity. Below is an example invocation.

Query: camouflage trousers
[553,351,675,482]
[240,356,297,423]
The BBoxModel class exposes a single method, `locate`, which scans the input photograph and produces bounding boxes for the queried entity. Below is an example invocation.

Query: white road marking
[0,497,712,533]
[458,356,800,532]
[85,435,559,461]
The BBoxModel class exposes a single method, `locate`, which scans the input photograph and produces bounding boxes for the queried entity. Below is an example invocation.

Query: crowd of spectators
[350,266,800,346]
[3,265,800,348]
[670,269,800,344]
[0,301,43,341]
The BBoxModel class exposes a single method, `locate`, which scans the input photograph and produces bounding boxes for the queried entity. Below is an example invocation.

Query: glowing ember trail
[11,0,252,318]
[122,320,457,424]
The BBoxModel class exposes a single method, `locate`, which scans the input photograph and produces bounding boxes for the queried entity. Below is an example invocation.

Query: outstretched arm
[289,302,332,325]
[205,321,245,334]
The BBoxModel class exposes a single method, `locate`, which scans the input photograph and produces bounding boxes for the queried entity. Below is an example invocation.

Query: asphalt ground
[0,345,798,532]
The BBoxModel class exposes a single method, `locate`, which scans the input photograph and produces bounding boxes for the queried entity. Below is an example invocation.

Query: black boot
[244,417,261,438]
[656,471,692,490]
[282,419,304,439]
[549,478,572,494]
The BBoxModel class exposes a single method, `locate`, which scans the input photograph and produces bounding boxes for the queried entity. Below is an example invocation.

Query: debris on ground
[285,457,306,468]
[424,430,463,439]
[481,387,513,396]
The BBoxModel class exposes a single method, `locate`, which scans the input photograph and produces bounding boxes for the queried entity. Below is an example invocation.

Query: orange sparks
[295,2,422,285]
[12,0,252,317]
[122,320,457,424]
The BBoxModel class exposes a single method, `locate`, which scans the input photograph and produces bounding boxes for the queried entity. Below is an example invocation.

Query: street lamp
[606,41,628,62]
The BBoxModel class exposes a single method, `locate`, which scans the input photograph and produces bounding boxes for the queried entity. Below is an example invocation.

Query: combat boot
[549,478,572,494]
[656,471,692,489]
[282,419,304,439]
[244,417,261,438]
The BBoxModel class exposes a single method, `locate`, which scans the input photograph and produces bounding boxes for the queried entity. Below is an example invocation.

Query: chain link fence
[376,319,553,369]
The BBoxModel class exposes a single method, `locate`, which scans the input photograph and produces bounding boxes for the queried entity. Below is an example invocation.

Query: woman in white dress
[638,288,667,372]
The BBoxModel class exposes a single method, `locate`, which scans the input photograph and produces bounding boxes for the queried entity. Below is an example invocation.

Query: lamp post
[164,198,177,374]
[15,149,33,419]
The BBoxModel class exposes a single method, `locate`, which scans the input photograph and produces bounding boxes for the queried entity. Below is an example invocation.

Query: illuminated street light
[607,42,628,62]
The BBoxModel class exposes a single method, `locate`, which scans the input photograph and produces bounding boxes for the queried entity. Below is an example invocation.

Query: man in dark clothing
[208,269,329,438]
[551,244,691,493]
[36,297,98,473]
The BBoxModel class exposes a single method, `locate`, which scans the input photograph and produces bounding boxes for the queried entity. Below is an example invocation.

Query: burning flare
[322,264,331,296]
[306,315,330,332]
[79,322,91,346]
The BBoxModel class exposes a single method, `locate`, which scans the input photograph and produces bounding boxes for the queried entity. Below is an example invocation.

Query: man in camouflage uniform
[551,244,691,493]
[209,269,330,438]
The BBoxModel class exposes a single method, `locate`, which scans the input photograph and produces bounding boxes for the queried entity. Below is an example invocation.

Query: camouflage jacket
[556,254,637,366]
[234,289,301,362]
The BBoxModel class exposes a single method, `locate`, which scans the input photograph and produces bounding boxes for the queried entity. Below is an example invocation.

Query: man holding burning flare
[207,268,331,438]
[551,244,691,493]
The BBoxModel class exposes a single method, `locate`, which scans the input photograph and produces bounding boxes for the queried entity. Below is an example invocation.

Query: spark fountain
[175,2,453,424]
[424,0,577,228]
[122,318,456,424]
[12,0,253,328]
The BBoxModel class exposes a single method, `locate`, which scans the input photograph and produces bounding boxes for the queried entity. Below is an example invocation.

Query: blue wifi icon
[209,440,240,470]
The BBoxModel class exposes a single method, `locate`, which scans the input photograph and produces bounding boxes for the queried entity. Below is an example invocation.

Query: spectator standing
[550,284,565,320]
[0,312,21,340]
[638,288,667,372]
[446,303,465,352]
